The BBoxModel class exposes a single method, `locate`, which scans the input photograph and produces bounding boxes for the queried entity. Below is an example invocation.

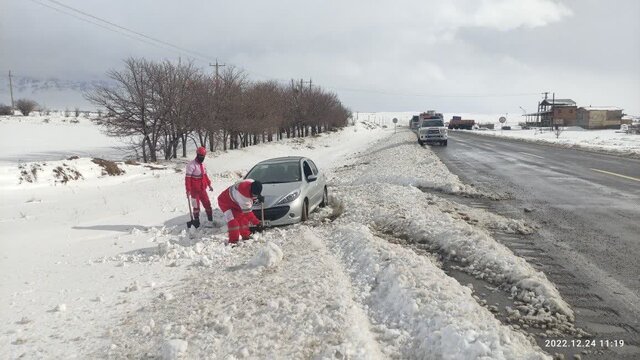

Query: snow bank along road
[457,127,640,159]
[2,123,629,358]
[433,131,640,358]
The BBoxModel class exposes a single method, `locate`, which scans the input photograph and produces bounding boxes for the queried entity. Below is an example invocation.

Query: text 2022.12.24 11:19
[545,339,625,348]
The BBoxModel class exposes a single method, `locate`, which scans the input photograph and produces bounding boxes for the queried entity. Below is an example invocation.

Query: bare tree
[85,58,161,162]
[0,104,12,115]
[15,99,38,116]
[150,60,203,160]
[244,80,285,144]
[216,67,247,150]
[85,57,351,161]
[181,74,224,153]
[554,125,564,139]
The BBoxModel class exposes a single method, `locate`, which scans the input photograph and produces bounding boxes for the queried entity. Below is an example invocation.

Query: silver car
[245,156,328,226]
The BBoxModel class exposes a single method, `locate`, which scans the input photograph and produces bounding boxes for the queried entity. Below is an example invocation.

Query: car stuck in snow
[244,156,328,226]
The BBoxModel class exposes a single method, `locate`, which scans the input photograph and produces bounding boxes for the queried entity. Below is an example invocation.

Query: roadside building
[621,115,634,125]
[576,106,624,129]
[523,98,577,127]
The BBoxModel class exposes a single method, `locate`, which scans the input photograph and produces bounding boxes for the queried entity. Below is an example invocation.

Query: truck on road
[417,111,447,146]
[410,115,420,132]
[448,116,475,130]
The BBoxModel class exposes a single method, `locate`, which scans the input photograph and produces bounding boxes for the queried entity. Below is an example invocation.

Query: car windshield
[246,161,301,184]
[422,120,444,127]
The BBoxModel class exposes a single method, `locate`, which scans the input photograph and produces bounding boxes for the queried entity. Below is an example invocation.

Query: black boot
[207,213,213,222]
[192,218,200,228]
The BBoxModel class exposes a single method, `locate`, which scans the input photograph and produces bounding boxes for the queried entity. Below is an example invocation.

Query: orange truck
[448,116,475,130]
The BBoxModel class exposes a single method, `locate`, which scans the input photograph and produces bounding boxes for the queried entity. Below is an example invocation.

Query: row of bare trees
[86,58,351,162]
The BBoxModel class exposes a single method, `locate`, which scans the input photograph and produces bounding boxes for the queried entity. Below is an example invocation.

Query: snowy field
[0,113,131,165]
[0,113,596,358]
[461,127,640,158]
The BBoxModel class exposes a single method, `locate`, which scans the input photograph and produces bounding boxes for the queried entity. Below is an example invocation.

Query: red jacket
[218,179,260,223]
[185,158,211,193]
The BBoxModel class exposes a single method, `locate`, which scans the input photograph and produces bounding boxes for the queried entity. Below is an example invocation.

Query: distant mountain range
[7,76,111,94]
[0,76,112,109]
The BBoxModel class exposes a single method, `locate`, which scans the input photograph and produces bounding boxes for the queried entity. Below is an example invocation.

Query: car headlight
[276,190,300,205]
[440,128,447,134]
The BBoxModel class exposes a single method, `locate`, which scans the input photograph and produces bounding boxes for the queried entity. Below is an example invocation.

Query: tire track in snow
[103,226,386,359]
[320,224,549,359]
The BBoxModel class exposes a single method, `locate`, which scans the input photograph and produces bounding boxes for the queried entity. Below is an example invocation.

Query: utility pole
[208,59,225,151]
[300,78,312,91]
[540,91,550,127]
[8,71,14,109]
[209,58,226,84]
[551,92,555,131]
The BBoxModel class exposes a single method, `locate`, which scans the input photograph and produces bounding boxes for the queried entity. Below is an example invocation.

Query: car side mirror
[307,174,317,182]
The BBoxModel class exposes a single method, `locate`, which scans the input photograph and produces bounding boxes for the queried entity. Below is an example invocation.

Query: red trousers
[218,206,258,243]
[190,190,212,220]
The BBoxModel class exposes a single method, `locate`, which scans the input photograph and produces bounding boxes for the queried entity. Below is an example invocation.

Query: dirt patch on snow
[92,158,125,176]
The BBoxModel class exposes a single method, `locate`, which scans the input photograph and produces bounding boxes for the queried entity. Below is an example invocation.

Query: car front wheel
[319,187,328,207]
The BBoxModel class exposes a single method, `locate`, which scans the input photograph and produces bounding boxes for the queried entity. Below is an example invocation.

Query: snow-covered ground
[0,112,601,358]
[0,113,131,165]
[461,127,640,158]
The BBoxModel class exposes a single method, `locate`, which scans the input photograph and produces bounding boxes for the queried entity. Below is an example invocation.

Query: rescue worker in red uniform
[217,179,264,244]
[185,147,213,228]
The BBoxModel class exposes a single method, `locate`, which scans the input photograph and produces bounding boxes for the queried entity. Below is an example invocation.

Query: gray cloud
[1,0,638,114]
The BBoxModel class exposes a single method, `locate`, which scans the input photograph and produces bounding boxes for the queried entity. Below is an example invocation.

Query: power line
[43,0,215,62]
[28,0,181,54]
[29,0,289,83]
[25,0,543,100]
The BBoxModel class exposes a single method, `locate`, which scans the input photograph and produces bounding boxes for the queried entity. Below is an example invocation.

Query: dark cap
[250,180,263,195]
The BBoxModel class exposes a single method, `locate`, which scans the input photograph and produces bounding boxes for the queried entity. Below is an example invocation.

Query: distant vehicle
[244,156,328,227]
[478,123,495,130]
[410,115,420,131]
[501,126,511,130]
[417,111,447,146]
[448,116,475,130]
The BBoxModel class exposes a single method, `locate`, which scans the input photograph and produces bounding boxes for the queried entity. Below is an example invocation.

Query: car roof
[257,156,305,165]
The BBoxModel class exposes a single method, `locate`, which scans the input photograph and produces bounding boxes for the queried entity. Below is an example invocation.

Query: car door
[309,159,324,206]
[302,160,319,207]
[307,159,323,207]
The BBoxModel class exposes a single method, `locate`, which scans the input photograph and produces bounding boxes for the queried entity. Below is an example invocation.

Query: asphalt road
[430,131,640,357]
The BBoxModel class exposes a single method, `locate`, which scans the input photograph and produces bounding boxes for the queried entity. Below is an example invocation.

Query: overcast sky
[1,0,639,114]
